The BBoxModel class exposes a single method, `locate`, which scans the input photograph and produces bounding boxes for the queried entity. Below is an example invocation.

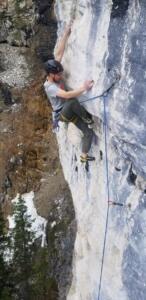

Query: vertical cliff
[1,0,146,299]
[54,1,146,300]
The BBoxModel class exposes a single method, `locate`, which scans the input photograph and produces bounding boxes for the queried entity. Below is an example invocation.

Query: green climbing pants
[60,99,93,153]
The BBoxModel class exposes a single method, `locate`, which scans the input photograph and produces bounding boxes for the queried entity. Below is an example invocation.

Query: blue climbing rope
[80,94,102,104]
[80,80,118,104]
[80,78,125,300]
[97,94,111,300]
[97,84,127,299]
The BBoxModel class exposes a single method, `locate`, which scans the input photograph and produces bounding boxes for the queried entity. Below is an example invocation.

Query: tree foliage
[0,195,58,300]
[10,195,36,299]
[0,205,11,299]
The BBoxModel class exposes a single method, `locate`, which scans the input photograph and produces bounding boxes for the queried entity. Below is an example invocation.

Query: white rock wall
[55,1,146,299]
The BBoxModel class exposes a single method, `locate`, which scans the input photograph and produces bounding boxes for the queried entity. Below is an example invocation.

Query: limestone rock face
[54,1,146,300]
[0,0,35,45]
[0,0,57,87]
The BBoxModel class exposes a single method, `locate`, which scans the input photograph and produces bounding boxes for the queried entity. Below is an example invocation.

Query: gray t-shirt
[44,80,65,111]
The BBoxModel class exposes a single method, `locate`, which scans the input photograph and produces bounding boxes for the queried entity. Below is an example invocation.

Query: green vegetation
[0,196,58,300]
[0,206,11,299]
[9,195,36,299]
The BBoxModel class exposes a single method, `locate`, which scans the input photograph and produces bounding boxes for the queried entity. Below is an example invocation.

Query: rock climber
[44,23,95,163]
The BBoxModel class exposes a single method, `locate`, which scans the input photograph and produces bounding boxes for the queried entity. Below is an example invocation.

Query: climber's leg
[75,118,95,161]
[60,99,77,122]
[60,100,95,161]
[60,99,93,124]
[71,99,93,124]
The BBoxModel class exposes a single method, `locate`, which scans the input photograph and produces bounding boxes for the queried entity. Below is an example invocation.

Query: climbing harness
[60,113,78,124]
[52,108,63,132]
[52,119,60,132]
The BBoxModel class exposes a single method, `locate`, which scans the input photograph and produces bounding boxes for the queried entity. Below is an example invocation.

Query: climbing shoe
[80,155,95,163]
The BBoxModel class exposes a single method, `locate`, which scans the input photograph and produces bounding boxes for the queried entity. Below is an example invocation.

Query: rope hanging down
[97,80,131,300]
[97,94,111,300]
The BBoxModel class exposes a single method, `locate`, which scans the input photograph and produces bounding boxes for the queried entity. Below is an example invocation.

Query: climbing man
[44,23,95,163]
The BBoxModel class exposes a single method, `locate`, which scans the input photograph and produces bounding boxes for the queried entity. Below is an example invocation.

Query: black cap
[44,59,64,74]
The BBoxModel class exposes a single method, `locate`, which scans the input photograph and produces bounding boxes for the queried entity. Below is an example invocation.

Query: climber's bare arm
[54,24,72,62]
[56,80,94,99]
